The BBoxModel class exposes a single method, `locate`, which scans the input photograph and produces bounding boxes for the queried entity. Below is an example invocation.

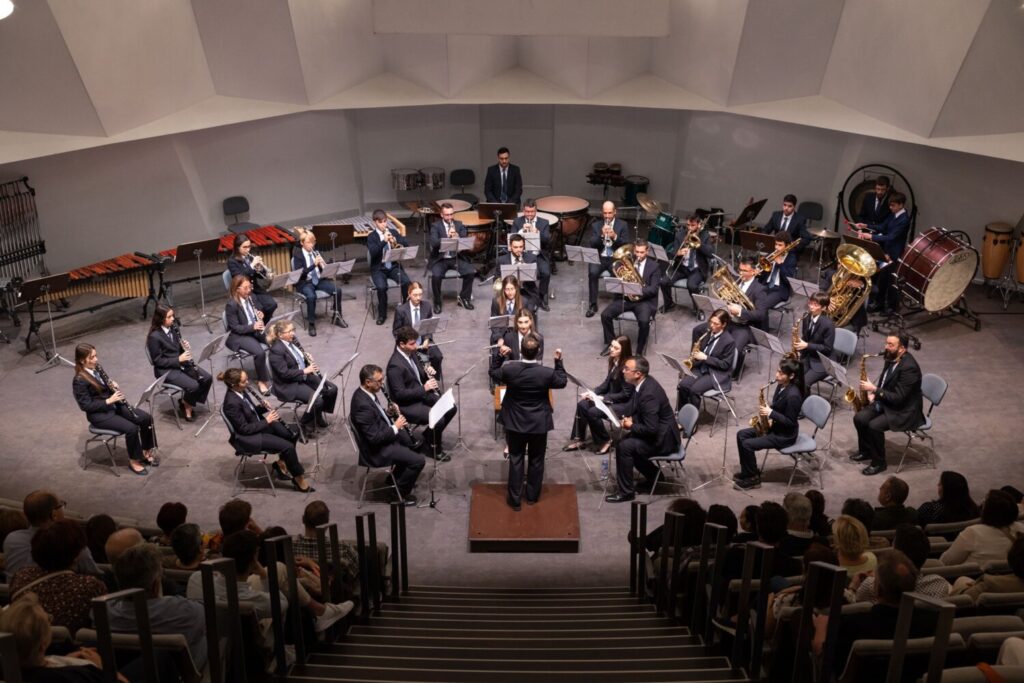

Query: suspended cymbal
[636,193,664,215]
[807,226,841,240]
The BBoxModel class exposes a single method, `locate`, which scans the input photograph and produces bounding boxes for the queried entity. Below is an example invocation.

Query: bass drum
[896,227,978,312]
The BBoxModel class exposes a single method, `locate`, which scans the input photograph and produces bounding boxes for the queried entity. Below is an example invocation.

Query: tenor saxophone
[786,313,807,360]
[845,353,880,410]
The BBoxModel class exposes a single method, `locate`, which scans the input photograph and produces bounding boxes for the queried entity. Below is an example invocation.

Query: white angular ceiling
[1,0,1023,164]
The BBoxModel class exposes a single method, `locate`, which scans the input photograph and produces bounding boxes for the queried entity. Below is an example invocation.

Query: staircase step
[341,633,699,650]
[311,643,711,662]
[348,625,692,639]
[302,654,732,673]
[407,584,630,596]
[393,595,644,608]
[291,663,746,683]
[362,615,677,629]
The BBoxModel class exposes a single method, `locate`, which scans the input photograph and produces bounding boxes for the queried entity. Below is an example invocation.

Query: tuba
[828,244,876,327]
[708,265,754,310]
[611,244,643,302]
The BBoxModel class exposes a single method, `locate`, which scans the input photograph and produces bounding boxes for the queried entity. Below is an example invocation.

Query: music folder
[650,243,669,262]
[320,259,355,279]
[489,315,514,330]
[428,389,456,429]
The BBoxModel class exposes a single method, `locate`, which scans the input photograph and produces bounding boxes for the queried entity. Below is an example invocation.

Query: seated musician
[266,321,338,432]
[392,281,443,380]
[855,191,910,314]
[386,326,457,462]
[292,228,346,337]
[691,256,769,380]
[497,234,541,308]
[428,203,475,313]
[586,201,629,317]
[350,364,425,505]
[660,215,711,316]
[227,234,278,320]
[224,275,272,396]
[733,358,804,490]
[491,309,544,369]
[219,368,314,493]
[73,343,155,475]
[819,269,869,334]
[600,238,660,356]
[677,309,736,409]
[490,275,534,344]
[509,200,551,310]
[367,210,411,326]
[794,292,835,391]
[564,335,634,456]
[145,305,212,422]
[605,356,681,503]
[757,231,797,309]
[850,334,925,477]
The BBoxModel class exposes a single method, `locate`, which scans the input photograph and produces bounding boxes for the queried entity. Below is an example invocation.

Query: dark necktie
[412,306,420,328]
[781,215,789,231]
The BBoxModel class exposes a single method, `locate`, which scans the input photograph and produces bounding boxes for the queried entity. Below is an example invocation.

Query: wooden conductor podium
[468,483,580,553]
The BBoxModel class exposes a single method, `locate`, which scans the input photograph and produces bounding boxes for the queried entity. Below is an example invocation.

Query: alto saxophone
[682,330,710,370]
[750,380,775,436]
[845,353,880,410]
[786,313,807,360]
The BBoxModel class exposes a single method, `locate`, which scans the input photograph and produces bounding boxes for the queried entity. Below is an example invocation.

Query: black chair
[449,169,478,205]
[797,200,824,227]
[220,407,278,497]
[223,196,260,235]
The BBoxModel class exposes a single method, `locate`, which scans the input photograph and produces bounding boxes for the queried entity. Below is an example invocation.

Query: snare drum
[391,168,422,191]
[896,227,978,312]
[982,222,1014,279]
[649,212,677,248]
[624,175,650,208]
[420,167,446,191]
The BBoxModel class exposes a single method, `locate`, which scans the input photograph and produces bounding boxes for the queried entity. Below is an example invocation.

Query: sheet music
[429,389,455,428]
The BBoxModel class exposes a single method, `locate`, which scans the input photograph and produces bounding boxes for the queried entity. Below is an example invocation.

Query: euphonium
[750,380,775,436]
[611,244,643,302]
[845,353,880,410]
[682,330,710,370]
[708,265,754,310]
[828,244,877,327]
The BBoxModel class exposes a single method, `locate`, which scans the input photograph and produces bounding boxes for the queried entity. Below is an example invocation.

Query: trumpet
[601,222,615,250]
[96,364,137,419]
[245,252,270,277]
[682,330,709,371]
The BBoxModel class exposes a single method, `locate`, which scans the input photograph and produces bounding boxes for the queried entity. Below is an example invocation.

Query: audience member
[1000,485,1024,517]
[0,508,28,578]
[806,490,832,538]
[104,528,144,565]
[952,535,1024,600]
[725,502,802,585]
[832,515,877,577]
[917,471,981,528]
[841,498,889,549]
[8,520,108,634]
[767,542,838,638]
[84,514,116,564]
[779,493,818,557]
[3,490,99,577]
[168,523,205,570]
[736,504,760,543]
[853,524,950,602]
[290,500,383,602]
[206,499,261,553]
[872,476,918,530]
[639,498,707,555]
[706,504,738,543]
[940,489,1024,566]
[154,502,188,546]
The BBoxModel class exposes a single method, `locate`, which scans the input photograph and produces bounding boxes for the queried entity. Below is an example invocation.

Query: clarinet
[95,364,137,419]
[171,320,199,375]
[379,382,416,440]
[244,385,297,439]
[291,338,322,379]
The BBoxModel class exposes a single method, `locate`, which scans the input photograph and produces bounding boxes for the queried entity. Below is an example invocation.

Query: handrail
[91,588,157,683]
[199,557,244,683]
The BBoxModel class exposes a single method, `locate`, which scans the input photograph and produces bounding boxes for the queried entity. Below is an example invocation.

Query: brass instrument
[171,320,199,374]
[245,251,274,289]
[96,364,138,419]
[602,221,615,250]
[666,225,705,280]
[682,330,710,370]
[611,244,643,302]
[750,380,776,436]
[828,244,877,327]
[708,265,754,310]
[385,211,407,237]
[845,353,880,410]
[757,238,801,273]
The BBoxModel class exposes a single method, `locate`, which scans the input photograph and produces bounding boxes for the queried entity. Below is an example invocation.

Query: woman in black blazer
[265,320,338,430]
[72,343,155,475]
[490,275,538,343]
[145,305,212,421]
[227,233,277,319]
[564,335,634,455]
[490,309,544,370]
[224,275,271,394]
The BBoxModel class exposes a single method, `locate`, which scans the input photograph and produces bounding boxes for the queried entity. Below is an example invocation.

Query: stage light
[0,1,13,21]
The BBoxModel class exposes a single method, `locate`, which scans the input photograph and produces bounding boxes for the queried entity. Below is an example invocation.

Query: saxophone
[682,331,710,370]
[845,354,879,410]
[750,380,775,436]
[611,244,643,302]
[786,313,807,360]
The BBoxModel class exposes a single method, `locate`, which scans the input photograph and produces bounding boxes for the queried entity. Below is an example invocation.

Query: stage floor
[1,250,1021,587]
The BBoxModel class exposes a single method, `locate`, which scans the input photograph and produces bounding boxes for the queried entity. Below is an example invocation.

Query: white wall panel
[383,35,450,97]
[448,35,518,96]
[518,37,589,98]
[585,38,652,98]
[480,105,555,192]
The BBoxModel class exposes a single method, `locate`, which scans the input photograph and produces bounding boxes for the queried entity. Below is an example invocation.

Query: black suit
[484,163,523,206]
[489,357,567,506]
[227,257,278,319]
[691,277,767,378]
[857,191,891,225]
[349,388,425,497]
[571,361,634,444]
[224,298,270,382]
[490,330,544,371]
[428,219,475,304]
[146,328,213,407]
[866,209,911,312]
[392,300,444,378]
[509,216,552,300]
[615,376,680,496]
[367,228,411,317]
[661,229,712,312]
[73,373,154,463]
[221,390,304,477]
[756,251,797,309]
[735,382,803,479]
[268,340,338,422]
[854,352,925,469]
[587,218,630,306]
[798,314,835,389]
[385,348,456,454]
[496,251,541,310]
[762,210,810,248]
[601,256,660,354]
[291,247,342,322]
[677,329,736,408]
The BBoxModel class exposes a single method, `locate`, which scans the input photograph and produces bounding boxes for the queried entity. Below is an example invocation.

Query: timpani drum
[896,227,978,312]
[438,198,473,213]
[535,195,590,240]
[455,210,494,255]
[982,222,1014,280]
[419,167,446,191]
[391,168,422,191]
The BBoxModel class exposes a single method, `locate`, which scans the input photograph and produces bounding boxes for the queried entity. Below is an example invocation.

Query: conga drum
[982,222,1014,279]
[1016,234,1024,284]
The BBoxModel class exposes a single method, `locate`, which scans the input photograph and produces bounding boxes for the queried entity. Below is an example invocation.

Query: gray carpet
[1,249,1021,588]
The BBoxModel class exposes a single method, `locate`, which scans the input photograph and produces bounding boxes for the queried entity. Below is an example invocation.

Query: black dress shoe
[585,304,598,318]
[605,492,635,503]
[334,317,348,328]
[734,476,761,491]
[316,416,329,429]
[292,481,316,493]
[375,316,386,326]
[457,296,474,310]
[660,302,677,314]
[525,498,538,505]
[539,301,550,312]
[849,452,871,462]
[433,303,442,314]
[308,323,317,337]
[862,463,887,476]
[507,497,522,511]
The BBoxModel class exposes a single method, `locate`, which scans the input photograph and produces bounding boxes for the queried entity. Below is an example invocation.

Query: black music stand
[732,199,768,231]
[174,237,223,333]
[314,224,357,283]
[478,203,518,278]
[739,230,775,256]
[20,272,73,372]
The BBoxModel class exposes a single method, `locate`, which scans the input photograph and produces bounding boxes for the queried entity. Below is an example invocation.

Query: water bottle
[600,459,609,480]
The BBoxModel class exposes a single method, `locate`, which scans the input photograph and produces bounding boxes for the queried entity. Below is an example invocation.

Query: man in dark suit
[586,201,630,317]
[660,215,712,316]
[428,203,476,313]
[508,200,552,309]
[367,210,411,325]
[855,192,911,313]
[350,364,425,505]
[794,291,836,390]
[600,239,661,356]
[386,326,456,461]
[483,147,523,207]
[757,231,797,309]
[606,356,681,503]
[392,281,443,380]
[497,234,540,310]
[762,194,810,252]
[856,176,892,225]
[850,333,925,476]
[692,256,769,379]
[489,335,567,510]
[733,358,804,490]
[677,308,737,408]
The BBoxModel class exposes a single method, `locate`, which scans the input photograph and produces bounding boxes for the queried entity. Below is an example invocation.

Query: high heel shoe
[273,462,291,481]
[595,442,613,456]
[562,440,586,452]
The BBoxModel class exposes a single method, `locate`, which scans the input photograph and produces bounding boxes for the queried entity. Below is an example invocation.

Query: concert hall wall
[0,104,1022,273]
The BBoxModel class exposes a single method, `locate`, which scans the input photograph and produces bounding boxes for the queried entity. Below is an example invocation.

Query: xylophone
[160,224,297,277]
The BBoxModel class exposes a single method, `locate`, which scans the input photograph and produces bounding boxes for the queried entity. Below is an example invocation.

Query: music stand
[488,315,514,335]
[691,294,729,320]
[20,272,73,372]
[732,198,768,230]
[267,310,301,327]
[787,277,819,300]
[384,246,418,292]
[751,327,789,379]
[174,237,223,333]
[658,351,695,380]
[267,269,302,294]
[500,263,537,285]
[421,388,457,512]
[194,333,228,437]
[566,245,601,319]
[739,230,774,256]
[602,279,642,321]
[817,351,855,453]
[320,259,355,325]
[478,203,518,276]
[305,374,330,481]
[136,373,176,469]
[330,352,359,426]
[650,243,670,262]
[449,360,479,455]
[508,232,541,253]
[312,224,355,262]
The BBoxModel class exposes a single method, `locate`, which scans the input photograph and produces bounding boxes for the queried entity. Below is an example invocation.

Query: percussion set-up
[982,218,1024,309]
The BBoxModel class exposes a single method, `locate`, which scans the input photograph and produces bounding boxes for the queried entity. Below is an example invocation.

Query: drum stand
[996,238,1024,309]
